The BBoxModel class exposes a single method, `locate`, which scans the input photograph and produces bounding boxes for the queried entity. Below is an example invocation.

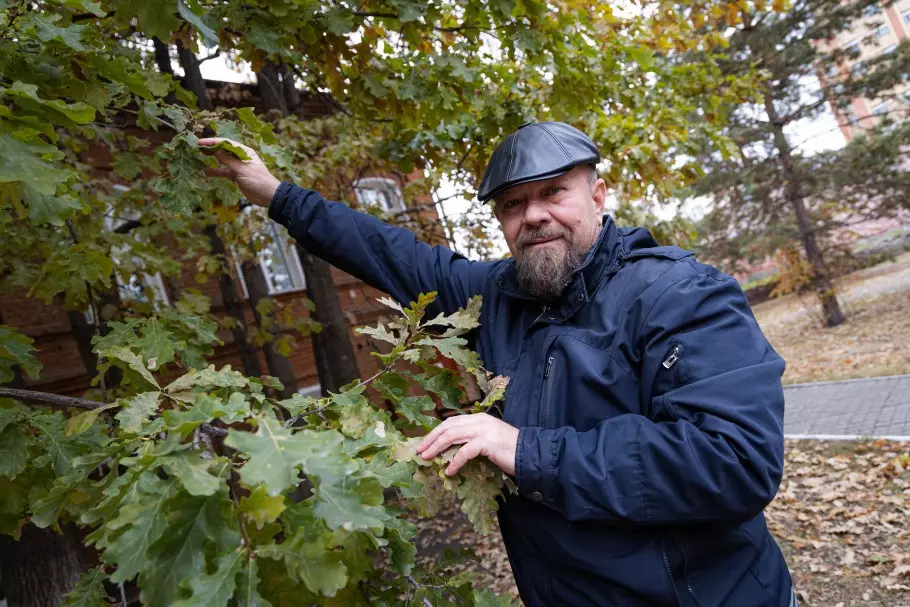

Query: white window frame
[353,177,406,214]
[873,101,889,116]
[235,218,307,298]
[883,43,897,54]
[874,23,890,40]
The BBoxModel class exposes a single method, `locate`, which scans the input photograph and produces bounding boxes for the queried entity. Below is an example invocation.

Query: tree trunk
[762,89,845,327]
[0,523,87,607]
[240,261,298,398]
[257,60,289,115]
[204,226,263,377]
[296,247,361,391]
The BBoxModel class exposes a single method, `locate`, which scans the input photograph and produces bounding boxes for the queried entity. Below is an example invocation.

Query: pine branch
[0,386,229,436]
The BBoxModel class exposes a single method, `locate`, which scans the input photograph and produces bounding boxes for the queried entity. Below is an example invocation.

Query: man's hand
[416,413,519,477]
[199,138,281,208]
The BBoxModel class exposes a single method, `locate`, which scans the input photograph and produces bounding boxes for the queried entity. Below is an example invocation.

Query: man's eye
[502,200,520,210]
[544,186,563,197]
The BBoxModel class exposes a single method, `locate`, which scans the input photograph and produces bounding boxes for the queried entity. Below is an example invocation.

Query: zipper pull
[533,305,550,324]
[662,345,679,369]
[544,356,555,377]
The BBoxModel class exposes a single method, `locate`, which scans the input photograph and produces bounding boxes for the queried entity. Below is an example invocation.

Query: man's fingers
[417,414,481,456]
[419,427,476,460]
[204,167,234,179]
[446,441,483,476]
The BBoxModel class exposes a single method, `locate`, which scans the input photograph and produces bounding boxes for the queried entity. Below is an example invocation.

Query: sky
[198,54,849,259]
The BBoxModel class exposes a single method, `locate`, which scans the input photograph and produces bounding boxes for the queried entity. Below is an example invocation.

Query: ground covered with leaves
[414,439,910,606]
[754,254,910,384]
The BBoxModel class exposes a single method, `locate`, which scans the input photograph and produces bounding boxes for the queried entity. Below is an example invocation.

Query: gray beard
[515,244,586,301]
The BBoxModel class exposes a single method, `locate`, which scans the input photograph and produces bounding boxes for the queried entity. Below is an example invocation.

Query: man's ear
[592,178,607,216]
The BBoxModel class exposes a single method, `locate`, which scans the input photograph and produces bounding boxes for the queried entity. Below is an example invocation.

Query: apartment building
[818,0,910,141]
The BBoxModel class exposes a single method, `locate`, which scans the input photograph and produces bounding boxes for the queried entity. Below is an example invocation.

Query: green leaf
[414,336,482,371]
[305,456,390,533]
[23,184,82,226]
[140,493,240,606]
[384,517,417,575]
[115,391,161,434]
[473,588,519,607]
[211,139,252,161]
[257,527,348,597]
[366,452,412,488]
[5,81,96,124]
[456,460,503,536]
[116,0,180,40]
[225,417,343,496]
[247,22,283,53]
[62,567,109,607]
[166,364,248,394]
[0,132,70,196]
[159,447,226,496]
[354,322,401,346]
[235,556,273,607]
[475,375,509,413]
[409,367,464,411]
[238,485,286,529]
[161,394,228,436]
[177,0,218,47]
[24,13,87,51]
[138,317,177,370]
[173,549,244,607]
[65,402,118,436]
[153,134,209,214]
[0,423,32,479]
[213,120,245,141]
[100,472,178,584]
[424,295,482,337]
[396,395,438,429]
[0,325,42,382]
[104,346,159,389]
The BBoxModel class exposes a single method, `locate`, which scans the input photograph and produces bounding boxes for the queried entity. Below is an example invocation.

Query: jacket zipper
[662,344,679,369]
[540,355,555,427]
[532,305,550,325]
[676,538,702,607]
[661,536,684,606]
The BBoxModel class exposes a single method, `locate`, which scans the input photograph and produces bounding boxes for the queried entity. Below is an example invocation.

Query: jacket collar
[495,215,623,305]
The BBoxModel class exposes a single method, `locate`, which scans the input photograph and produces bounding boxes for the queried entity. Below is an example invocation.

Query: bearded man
[202,121,798,607]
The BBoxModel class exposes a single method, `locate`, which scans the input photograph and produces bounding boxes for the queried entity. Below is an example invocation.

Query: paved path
[784,374,910,438]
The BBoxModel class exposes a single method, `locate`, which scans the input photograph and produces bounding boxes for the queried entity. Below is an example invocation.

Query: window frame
[353,176,407,214]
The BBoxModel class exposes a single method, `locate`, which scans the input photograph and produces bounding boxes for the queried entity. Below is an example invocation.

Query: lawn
[753,252,910,385]
[414,440,910,606]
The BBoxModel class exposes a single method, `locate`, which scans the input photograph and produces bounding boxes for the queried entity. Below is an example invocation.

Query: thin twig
[228,474,255,557]
[66,219,108,402]
[0,386,229,436]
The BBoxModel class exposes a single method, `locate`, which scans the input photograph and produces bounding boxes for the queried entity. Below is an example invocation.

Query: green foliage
[1,294,516,605]
[0,325,42,383]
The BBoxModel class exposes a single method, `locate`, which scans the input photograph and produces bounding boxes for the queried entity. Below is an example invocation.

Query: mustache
[516,227,569,248]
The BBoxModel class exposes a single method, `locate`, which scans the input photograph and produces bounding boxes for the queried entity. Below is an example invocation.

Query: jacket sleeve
[515,271,786,524]
[267,182,493,314]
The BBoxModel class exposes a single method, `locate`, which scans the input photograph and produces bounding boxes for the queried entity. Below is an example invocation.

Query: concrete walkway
[784,374,910,438]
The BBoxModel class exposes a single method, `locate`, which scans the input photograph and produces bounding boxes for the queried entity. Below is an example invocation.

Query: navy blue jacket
[269,182,794,607]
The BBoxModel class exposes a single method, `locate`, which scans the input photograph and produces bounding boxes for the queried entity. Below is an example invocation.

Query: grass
[754,253,910,384]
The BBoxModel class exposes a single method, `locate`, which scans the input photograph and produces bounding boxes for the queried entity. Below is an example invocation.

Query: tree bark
[762,89,845,327]
[240,261,298,398]
[296,246,360,391]
[257,60,289,115]
[0,523,87,607]
[204,226,263,377]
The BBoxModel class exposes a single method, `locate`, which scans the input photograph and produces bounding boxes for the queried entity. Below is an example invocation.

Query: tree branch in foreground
[0,387,229,436]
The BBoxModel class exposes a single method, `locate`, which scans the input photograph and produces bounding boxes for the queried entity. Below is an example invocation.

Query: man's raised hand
[199,138,281,208]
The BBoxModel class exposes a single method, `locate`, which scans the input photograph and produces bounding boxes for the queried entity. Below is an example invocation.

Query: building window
[903,9,910,24]
[845,39,861,57]
[353,177,406,214]
[874,24,890,40]
[846,108,859,125]
[863,3,879,18]
[903,90,910,104]
[873,101,889,116]
[853,60,868,77]
[883,43,897,54]
[826,63,839,79]
[258,221,306,294]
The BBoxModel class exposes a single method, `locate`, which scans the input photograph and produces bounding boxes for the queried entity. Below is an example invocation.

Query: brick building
[2,80,456,398]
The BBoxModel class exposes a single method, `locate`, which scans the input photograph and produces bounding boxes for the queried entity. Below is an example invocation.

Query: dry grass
[754,253,910,384]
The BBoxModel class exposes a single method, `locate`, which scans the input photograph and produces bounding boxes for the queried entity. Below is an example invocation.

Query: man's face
[493,165,607,300]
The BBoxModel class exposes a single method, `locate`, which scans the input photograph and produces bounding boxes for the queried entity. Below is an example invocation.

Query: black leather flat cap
[477,121,600,202]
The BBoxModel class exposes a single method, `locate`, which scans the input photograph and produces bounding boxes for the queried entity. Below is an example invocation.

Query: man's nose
[522,199,551,227]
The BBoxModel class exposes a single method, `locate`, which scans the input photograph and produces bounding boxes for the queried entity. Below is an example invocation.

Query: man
[201,121,797,607]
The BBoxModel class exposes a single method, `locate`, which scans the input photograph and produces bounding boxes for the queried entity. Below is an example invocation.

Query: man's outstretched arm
[200,138,493,314]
